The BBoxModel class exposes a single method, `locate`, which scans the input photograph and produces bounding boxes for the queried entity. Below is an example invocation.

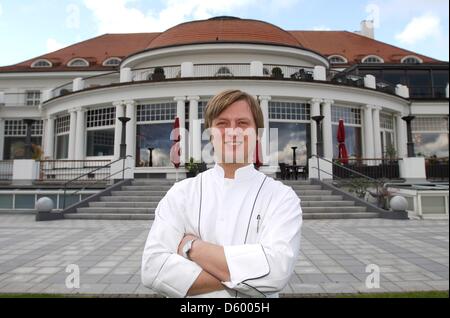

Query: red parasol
[253,139,263,169]
[170,117,181,169]
[337,119,349,164]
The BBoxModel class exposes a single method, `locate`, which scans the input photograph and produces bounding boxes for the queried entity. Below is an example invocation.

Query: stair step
[299,195,344,201]
[122,186,173,191]
[289,185,323,190]
[293,190,333,195]
[65,213,154,220]
[303,212,379,220]
[302,206,367,213]
[101,196,161,202]
[132,180,176,185]
[300,201,355,207]
[278,180,312,185]
[111,191,165,198]
[90,202,159,208]
[77,207,155,214]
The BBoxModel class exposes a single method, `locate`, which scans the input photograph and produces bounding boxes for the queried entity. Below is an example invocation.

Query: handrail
[62,155,132,209]
[311,155,384,201]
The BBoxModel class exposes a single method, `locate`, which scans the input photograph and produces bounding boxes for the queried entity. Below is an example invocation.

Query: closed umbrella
[337,119,349,164]
[253,139,263,169]
[170,117,181,181]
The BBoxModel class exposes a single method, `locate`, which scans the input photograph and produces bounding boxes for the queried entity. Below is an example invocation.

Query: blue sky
[0,0,448,67]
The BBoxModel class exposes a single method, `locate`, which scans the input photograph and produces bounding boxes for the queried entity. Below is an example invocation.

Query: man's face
[210,100,258,164]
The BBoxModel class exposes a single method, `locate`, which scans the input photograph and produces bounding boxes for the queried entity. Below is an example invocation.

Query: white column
[188,96,201,162]
[310,98,322,156]
[259,95,271,165]
[44,116,55,159]
[68,109,77,160]
[396,113,408,159]
[74,108,86,160]
[372,106,382,159]
[125,100,136,159]
[175,96,187,165]
[322,99,334,159]
[363,105,375,159]
[113,101,125,160]
[0,118,5,160]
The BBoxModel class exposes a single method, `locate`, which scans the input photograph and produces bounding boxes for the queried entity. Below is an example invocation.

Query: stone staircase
[64,178,380,220]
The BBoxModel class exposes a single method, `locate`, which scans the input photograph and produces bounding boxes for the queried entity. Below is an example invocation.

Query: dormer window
[103,57,122,67]
[31,59,52,68]
[67,58,89,67]
[328,55,348,64]
[362,55,384,64]
[401,56,423,64]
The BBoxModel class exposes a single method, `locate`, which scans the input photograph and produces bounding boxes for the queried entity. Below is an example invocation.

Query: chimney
[356,20,375,39]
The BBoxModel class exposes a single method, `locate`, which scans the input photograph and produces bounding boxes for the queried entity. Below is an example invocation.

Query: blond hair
[204,90,264,134]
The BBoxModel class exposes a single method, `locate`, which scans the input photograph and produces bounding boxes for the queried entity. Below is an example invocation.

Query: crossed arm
[177,234,231,296]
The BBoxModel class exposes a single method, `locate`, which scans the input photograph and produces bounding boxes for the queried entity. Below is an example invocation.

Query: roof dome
[146,17,304,50]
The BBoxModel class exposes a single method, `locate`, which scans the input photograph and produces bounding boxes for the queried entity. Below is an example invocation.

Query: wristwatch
[182,239,197,260]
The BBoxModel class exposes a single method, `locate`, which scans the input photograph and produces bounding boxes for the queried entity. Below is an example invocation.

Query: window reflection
[332,125,362,158]
[137,124,173,167]
[269,122,310,165]
[413,133,449,158]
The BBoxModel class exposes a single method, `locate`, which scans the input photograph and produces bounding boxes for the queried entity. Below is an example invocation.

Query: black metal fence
[426,158,449,181]
[333,158,401,180]
[38,160,111,182]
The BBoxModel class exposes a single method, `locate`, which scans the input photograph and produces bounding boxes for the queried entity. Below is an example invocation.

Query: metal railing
[0,160,14,181]
[62,155,132,209]
[264,64,314,80]
[38,160,112,182]
[83,71,120,89]
[333,158,401,180]
[425,157,449,181]
[132,65,181,81]
[2,93,41,107]
[51,81,73,99]
[312,155,390,209]
[193,63,251,78]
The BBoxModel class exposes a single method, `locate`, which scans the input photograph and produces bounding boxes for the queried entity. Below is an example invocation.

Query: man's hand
[177,234,198,256]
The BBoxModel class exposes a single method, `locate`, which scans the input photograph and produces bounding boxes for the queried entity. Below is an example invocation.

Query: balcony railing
[83,71,120,89]
[38,160,111,182]
[332,158,401,180]
[264,64,315,80]
[0,160,13,181]
[1,93,41,107]
[132,65,181,81]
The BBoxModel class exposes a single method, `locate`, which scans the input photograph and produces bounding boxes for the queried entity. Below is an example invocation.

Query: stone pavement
[0,215,448,297]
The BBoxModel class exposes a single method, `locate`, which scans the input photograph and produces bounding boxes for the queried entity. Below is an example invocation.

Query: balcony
[41,62,406,102]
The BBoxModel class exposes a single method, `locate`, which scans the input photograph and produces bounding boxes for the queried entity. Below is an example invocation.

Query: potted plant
[185,157,200,178]
[271,67,284,79]
[151,67,166,81]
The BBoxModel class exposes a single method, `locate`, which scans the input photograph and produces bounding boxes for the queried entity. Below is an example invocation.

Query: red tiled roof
[0,17,444,73]
[146,17,303,50]
[290,31,439,64]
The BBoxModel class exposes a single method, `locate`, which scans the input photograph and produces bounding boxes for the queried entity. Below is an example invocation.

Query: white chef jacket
[141,163,303,298]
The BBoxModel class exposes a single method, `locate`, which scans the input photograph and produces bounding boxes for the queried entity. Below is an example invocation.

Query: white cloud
[395,13,442,45]
[46,38,66,53]
[83,0,260,34]
[312,26,331,31]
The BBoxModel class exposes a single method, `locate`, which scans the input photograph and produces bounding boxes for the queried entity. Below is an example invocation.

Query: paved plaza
[0,214,448,297]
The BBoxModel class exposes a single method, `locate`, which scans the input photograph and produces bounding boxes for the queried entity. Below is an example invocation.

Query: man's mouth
[224,141,244,146]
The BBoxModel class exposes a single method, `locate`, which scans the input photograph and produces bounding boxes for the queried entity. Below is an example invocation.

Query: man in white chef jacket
[141,89,303,298]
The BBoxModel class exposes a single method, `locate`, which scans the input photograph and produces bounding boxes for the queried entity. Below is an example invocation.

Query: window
[197,101,209,120]
[412,117,449,158]
[328,55,347,64]
[269,122,310,165]
[215,67,233,77]
[55,115,70,159]
[31,59,52,68]
[380,113,396,157]
[3,120,43,160]
[25,90,41,106]
[332,106,362,125]
[4,119,43,136]
[269,101,310,121]
[380,112,395,130]
[103,57,121,67]
[86,129,115,157]
[67,58,89,67]
[136,123,174,167]
[401,56,422,64]
[86,107,116,128]
[362,55,384,64]
[137,102,177,122]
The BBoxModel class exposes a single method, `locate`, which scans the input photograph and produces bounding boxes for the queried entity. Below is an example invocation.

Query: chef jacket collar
[213,162,257,182]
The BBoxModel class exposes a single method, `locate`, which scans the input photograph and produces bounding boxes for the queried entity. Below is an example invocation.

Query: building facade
[0,17,448,178]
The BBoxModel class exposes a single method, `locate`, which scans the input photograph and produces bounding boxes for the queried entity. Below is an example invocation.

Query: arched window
[215,67,233,77]
[401,56,422,64]
[362,55,384,64]
[102,57,122,67]
[67,58,89,67]
[328,55,348,64]
[31,59,52,68]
